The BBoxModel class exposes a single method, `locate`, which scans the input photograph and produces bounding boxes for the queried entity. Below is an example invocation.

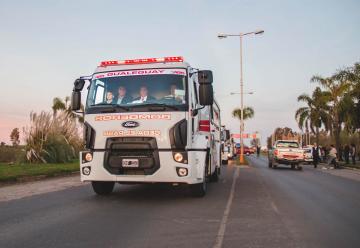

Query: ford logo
[122,121,139,128]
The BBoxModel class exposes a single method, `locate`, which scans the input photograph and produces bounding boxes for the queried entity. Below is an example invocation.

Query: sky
[0,0,359,145]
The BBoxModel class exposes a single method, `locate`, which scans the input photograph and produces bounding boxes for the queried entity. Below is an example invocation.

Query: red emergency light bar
[99,56,184,67]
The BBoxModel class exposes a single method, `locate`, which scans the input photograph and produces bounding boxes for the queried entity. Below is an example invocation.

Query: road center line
[213,166,240,248]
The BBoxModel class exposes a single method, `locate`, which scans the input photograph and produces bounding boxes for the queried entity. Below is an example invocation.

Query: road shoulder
[0,174,86,202]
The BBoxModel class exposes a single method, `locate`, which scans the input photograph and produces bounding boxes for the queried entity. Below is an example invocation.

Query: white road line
[271,201,279,214]
[213,167,240,248]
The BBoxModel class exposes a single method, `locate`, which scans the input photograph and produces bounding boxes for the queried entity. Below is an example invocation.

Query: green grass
[0,161,79,183]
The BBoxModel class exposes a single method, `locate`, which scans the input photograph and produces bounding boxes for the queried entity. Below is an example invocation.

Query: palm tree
[52,97,84,123]
[337,62,360,141]
[52,97,66,116]
[232,106,254,121]
[295,87,330,144]
[311,75,351,151]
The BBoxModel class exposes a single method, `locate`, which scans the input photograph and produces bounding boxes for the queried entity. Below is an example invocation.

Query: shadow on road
[88,181,220,203]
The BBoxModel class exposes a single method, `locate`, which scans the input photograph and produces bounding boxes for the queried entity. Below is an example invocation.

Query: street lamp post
[218,30,264,164]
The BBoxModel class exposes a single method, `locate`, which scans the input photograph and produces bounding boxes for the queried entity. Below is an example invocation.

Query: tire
[191,178,207,197]
[210,167,220,182]
[222,160,228,165]
[191,159,208,197]
[297,165,303,171]
[91,181,115,195]
[291,165,295,170]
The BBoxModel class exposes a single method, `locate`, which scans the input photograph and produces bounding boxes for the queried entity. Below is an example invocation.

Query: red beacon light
[100,56,183,67]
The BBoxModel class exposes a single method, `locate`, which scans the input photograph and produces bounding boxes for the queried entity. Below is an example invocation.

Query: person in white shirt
[132,86,156,103]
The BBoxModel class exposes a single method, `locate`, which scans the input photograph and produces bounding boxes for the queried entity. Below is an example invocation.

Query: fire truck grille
[103,137,160,175]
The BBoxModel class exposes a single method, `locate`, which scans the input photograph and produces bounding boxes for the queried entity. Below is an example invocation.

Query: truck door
[211,105,221,170]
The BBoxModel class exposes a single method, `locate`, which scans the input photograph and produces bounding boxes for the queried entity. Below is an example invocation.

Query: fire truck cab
[71,56,222,197]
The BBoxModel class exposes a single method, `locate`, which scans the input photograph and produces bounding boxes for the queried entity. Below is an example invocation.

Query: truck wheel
[91,181,115,195]
[191,166,207,197]
[210,167,220,182]
[191,179,207,197]
[297,165,303,171]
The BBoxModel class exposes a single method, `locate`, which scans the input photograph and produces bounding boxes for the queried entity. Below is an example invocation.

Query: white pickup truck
[268,140,304,170]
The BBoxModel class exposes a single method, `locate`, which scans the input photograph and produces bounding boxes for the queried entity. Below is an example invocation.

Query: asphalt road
[1,156,360,248]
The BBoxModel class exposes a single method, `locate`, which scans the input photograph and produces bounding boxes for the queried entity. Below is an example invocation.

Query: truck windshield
[86,68,187,112]
[276,141,299,148]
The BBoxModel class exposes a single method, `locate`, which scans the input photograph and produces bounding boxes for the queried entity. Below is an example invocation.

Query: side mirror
[71,91,81,111]
[198,70,213,84]
[199,84,214,106]
[74,78,85,91]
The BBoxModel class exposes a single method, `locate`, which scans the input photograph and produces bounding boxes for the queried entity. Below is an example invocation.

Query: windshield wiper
[90,103,130,112]
[132,103,181,111]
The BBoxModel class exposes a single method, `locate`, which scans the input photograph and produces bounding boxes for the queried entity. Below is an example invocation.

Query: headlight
[82,152,93,163]
[172,152,188,164]
[174,153,183,162]
[85,152,93,162]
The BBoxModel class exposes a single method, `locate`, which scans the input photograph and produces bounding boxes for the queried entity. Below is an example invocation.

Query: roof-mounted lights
[99,56,183,67]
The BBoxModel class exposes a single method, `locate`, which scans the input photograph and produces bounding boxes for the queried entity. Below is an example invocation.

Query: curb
[342,166,360,171]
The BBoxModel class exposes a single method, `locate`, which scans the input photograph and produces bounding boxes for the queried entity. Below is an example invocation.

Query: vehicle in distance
[71,56,222,197]
[221,128,233,164]
[236,146,254,155]
[268,140,304,170]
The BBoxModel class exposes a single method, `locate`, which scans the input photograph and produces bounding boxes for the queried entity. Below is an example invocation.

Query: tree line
[295,62,360,152]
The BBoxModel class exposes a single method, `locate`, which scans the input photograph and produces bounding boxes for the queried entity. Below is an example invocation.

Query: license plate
[122,159,139,168]
[284,154,297,159]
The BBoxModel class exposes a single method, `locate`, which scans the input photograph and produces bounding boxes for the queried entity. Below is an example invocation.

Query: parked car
[236,146,254,155]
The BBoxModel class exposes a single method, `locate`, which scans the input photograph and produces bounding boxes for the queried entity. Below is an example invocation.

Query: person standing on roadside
[351,144,357,165]
[312,143,320,168]
[344,144,350,164]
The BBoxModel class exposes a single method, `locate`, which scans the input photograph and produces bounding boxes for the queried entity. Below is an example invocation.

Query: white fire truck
[71,56,222,197]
